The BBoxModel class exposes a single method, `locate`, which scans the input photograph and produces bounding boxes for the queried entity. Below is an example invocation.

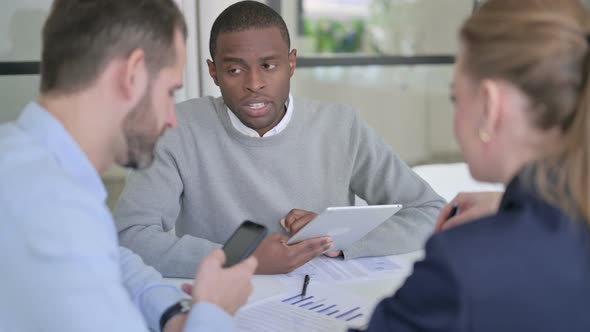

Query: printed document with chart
[235,285,371,331]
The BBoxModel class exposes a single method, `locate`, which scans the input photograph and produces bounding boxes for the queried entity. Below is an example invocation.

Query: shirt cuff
[185,302,234,332]
[138,284,185,331]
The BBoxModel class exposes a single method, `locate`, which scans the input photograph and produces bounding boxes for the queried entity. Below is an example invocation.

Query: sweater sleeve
[113,131,221,278]
[344,110,446,259]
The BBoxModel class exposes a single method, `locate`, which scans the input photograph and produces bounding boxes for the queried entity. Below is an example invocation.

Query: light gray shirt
[0,102,233,331]
[114,96,445,277]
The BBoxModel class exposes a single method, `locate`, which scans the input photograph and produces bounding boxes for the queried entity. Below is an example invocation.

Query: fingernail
[280,218,286,229]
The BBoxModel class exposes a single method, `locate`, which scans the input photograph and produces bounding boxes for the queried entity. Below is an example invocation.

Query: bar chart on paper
[281,293,366,321]
[236,286,372,332]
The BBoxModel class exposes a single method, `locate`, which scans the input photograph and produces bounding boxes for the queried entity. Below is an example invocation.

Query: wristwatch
[159,298,192,332]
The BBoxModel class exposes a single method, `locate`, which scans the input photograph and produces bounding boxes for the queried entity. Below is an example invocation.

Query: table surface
[164,250,425,315]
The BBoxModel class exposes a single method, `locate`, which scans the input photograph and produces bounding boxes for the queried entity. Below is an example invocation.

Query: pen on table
[447,203,459,220]
[301,274,310,297]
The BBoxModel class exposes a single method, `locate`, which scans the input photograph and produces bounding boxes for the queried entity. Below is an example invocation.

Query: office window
[298,0,473,57]
[292,65,458,164]
[278,0,475,163]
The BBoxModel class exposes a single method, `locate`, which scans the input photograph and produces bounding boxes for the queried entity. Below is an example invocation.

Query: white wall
[197,0,237,98]
[196,0,267,98]
[0,0,48,123]
[0,0,47,60]
[174,0,200,102]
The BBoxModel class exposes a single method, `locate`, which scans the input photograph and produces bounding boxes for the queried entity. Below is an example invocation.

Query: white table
[164,250,424,328]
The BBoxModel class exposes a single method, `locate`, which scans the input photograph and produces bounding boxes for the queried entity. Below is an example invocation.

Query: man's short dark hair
[209,1,290,60]
[41,0,187,94]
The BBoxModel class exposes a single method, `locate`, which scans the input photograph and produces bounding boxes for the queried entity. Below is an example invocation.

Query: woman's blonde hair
[461,0,590,222]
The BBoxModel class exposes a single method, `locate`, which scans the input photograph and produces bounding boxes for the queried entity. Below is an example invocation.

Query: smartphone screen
[222,220,268,268]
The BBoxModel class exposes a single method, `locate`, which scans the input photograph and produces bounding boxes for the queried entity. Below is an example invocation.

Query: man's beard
[121,86,163,169]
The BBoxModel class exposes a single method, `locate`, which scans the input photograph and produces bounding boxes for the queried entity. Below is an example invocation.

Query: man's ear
[288,49,297,77]
[479,79,502,139]
[120,48,148,107]
[207,59,219,86]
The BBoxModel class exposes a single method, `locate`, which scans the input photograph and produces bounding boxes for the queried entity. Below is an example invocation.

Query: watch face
[179,299,192,313]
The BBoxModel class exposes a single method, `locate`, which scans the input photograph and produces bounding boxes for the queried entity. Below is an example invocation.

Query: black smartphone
[222,220,268,268]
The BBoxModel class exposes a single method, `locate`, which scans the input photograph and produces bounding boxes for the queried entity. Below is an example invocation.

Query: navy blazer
[353,175,590,331]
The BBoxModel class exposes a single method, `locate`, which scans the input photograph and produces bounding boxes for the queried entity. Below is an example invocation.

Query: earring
[479,129,491,143]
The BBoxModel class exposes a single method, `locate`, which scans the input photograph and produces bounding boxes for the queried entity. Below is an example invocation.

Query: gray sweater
[114,96,445,277]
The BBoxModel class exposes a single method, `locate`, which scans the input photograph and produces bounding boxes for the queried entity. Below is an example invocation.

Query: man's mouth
[243,101,271,117]
[247,102,266,110]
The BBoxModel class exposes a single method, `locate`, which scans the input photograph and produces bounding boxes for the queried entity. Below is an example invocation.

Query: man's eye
[228,68,242,75]
[263,64,277,70]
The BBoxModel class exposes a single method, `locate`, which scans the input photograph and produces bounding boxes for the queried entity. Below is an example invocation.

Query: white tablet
[286,204,403,251]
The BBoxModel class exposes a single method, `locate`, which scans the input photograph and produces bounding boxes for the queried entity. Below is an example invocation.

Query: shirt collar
[17,102,107,202]
[227,93,294,138]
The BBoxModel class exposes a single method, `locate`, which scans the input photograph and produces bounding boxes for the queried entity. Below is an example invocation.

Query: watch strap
[159,299,192,332]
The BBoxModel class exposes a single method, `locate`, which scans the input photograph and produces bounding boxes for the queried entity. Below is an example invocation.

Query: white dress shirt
[227,93,293,137]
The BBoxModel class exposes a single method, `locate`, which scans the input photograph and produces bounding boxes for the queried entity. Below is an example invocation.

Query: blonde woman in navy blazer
[353,0,590,331]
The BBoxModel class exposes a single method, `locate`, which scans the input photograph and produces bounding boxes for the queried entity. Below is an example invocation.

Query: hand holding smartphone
[222,220,268,268]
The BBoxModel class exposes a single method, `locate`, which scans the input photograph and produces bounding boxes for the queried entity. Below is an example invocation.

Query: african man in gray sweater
[114,1,445,278]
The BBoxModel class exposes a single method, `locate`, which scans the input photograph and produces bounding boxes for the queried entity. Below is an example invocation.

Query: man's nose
[245,68,265,92]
